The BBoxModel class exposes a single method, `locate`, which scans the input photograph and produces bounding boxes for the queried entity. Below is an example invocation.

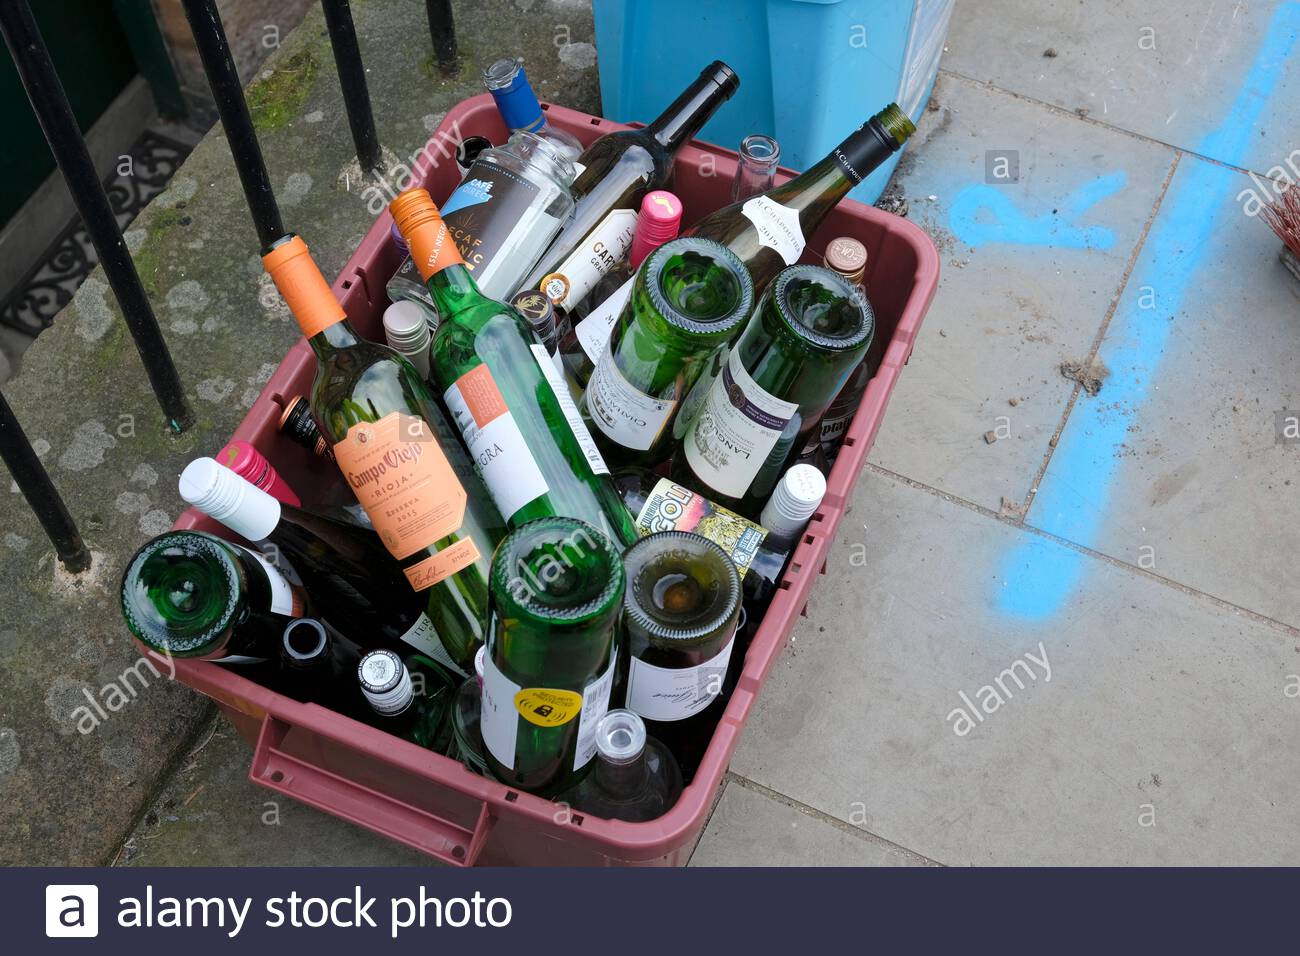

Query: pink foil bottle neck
[217,440,301,507]
[629,190,683,269]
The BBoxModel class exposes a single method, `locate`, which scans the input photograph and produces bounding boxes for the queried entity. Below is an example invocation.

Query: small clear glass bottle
[561,709,683,822]
[730,133,781,202]
[385,223,439,319]
[482,56,584,166]
[440,130,576,299]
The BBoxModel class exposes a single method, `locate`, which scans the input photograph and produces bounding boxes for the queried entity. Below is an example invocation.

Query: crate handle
[249,714,495,866]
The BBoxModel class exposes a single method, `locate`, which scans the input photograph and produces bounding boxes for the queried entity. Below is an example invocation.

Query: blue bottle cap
[482,56,545,133]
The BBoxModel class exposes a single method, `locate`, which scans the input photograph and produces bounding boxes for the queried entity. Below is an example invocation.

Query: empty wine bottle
[562,190,685,385]
[357,648,459,751]
[390,189,637,548]
[743,464,827,613]
[521,61,740,313]
[278,395,334,461]
[262,234,504,657]
[121,530,304,662]
[672,265,874,516]
[479,517,624,796]
[178,457,472,674]
[482,56,583,165]
[620,531,742,777]
[559,709,683,822]
[581,237,753,469]
[816,237,872,459]
[687,104,914,298]
[509,289,564,372]
[279,617,366,713]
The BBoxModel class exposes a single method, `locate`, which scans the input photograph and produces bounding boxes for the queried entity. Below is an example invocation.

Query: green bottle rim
[120,530,243,656]
[876,103,916,148]
[767,264,875,353]
[489,516,625,627]
[639,237,754,342]
[622,531,741,644]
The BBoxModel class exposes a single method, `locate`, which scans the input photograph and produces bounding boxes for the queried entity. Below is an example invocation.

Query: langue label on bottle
[528,343,610,475]
[585,348,675,451]
[541,207,637,309]
[332,413,474,588]
[633,478,767,575]
[573,276,633,363]
[626,636,735,723]
[444,363,550,519]
[684,348,799,499]
[740,196,806,265]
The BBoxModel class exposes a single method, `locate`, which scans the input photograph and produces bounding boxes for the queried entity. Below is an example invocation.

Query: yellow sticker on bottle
[514,688,583,727]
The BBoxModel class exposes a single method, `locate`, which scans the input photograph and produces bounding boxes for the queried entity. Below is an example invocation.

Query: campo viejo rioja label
[332,412,480,590]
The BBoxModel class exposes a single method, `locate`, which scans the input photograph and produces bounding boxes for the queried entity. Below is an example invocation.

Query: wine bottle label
[626,635,735,723]
[236,543,305,618]
[443,166,540,262]
[332,414,479,591]
[540,207,638,309]
[414,625,471,679]
[480,652,522,770]
[685,349,799,498]
[528,342,610,475]
[740,196,806,265]
[820,410,851,445]
[585,349,676,451]
[396,611,440,656]
[573,275,634,363]
[444,364,549,519]
[572,649,617,771]
[672,345,727,441]
[633,478,767,575]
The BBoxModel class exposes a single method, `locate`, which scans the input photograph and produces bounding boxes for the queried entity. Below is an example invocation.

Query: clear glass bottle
[482,56,584,166]
[452,646,488,774]
[385,223,440,320]
[620,531,742,777]
[730,133,781,202]
[561,710,683,822]
[441,130,576,299]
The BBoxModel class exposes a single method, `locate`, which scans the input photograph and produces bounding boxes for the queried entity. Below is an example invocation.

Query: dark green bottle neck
[644,72,736,154]
[771,116,900,216]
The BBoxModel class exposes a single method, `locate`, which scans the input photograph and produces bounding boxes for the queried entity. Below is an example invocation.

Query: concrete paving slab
[119,717,428,867]
[690,781,932,867]
[869,74,1175,512]
[943,0,1300,176]
[730,468,1300,865]
[1022,153,1300,627]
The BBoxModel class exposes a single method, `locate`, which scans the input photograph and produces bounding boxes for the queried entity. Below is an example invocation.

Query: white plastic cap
[178,457,282,542]
[760,464,827,540]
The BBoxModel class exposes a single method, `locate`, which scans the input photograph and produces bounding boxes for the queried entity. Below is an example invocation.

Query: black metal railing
[0,0,458,571]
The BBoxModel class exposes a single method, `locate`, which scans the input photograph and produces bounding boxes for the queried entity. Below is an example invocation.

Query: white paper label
[684,348,799,498]
[585,348,675,451]
[237,544,301,617]
[741,196,806,265]
[480,651,522,771]
[398,613,468,677]
[542,208,638,309]
[530,342,609,475]
[444,367,549,519]
[626,636,735,723]
[574,276,634,363]
[573,649,617,771]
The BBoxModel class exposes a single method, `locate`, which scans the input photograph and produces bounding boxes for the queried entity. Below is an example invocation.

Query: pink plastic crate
[159,95,940,866]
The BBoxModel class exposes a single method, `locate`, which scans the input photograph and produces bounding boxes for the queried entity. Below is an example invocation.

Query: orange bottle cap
[389,188,466,282]
[262,236,347,339]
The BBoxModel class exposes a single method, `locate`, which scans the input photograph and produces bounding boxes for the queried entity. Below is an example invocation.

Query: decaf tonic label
[685,348,799,499]
[442,164,541,290]
[333,413,477,589]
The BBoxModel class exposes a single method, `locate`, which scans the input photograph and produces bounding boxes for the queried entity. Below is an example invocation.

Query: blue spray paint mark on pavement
[950,171,1126,250]
[997,2,1300,619]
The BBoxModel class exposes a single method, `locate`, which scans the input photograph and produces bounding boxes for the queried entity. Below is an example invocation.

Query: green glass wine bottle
[478,517,624,796]
[390,189,637,549]
[262,234,505,662]
[686,103,914,298]
[580,237,753,470]
[121,530,305,662]
[671,265,874,516]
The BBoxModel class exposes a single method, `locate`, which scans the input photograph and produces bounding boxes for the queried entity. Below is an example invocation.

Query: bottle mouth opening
[283,618,328,661]
[773,266,875,352]
[623,532,741,643]
[877,103,916,148]
[595,710,646,764]
[482,56,522,91]
[739,133,780,167]
[645,239,753,336]
[490,518,625,625]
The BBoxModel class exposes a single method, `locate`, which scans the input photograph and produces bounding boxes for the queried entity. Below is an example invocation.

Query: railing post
[0,0,193,433]
[321,0,382,173]
[0,392,91,573]
[426,0,459,76]
[180,0,286,249]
